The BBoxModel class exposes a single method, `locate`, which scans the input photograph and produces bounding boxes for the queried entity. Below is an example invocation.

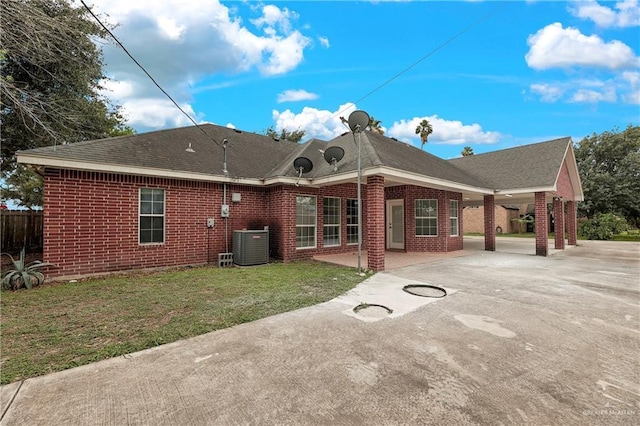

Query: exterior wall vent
[232,230,269,266]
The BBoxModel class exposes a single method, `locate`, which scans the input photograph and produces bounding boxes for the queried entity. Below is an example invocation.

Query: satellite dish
[323,146,344,164]
[293,157,313,174]
[348,110,370,132]
[323,146,345,172]
[293,157,313,186]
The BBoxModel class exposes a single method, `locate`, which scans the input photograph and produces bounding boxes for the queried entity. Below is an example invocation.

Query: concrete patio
[314,235,570,270]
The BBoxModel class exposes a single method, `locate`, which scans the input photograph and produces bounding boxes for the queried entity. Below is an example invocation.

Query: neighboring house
[17,125,583,277]
[463,205,521,234]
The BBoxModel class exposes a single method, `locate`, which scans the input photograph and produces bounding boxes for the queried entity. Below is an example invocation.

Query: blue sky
[89,0,639,159]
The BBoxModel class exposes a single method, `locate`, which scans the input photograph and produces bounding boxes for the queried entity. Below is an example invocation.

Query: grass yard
[464,231,640,242]
[0,261,367,385]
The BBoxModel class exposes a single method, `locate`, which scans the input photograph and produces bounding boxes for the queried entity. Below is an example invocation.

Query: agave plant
[1,248,54,291]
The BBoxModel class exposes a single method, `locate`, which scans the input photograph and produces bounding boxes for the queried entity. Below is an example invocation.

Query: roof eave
[17,154,263,186]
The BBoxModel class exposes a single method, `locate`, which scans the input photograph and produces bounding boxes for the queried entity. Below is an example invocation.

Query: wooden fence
[1,210,43,253]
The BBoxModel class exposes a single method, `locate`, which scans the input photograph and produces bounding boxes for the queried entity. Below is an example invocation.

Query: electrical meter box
[221,204,230,218]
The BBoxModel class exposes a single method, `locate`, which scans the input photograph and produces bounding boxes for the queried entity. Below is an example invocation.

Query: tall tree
[415,119,433,151]
[461,146,474,156]
[574,125,640,226]
[368,116,384,134]
[1,0,128,209]
[264,126,306,143]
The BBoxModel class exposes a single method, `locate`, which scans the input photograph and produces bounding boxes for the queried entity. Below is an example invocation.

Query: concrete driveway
[2,240,639,425]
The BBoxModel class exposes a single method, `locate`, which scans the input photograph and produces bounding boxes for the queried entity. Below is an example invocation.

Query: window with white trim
[450,200,459,237]
[346,199,359,244]
[296,196,316,248]
[415,199,438,236]
[139,188,165,244]
[323,197,341,247]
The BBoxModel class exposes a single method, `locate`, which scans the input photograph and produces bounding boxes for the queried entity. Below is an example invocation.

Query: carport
[451,137,584,256]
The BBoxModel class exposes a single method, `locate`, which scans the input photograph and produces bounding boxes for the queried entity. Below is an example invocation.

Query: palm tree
[368,116,384,135]
[415,119,433,150]
[461,146,474,156]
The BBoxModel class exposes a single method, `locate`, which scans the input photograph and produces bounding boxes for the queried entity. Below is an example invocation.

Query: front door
[386,199,405,250]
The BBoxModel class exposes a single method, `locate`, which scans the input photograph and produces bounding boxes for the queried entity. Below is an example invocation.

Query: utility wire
[79,0,220,146]
[333,2,508,121]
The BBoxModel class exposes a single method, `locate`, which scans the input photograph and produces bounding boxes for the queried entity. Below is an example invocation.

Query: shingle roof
[448,137,571,190]
[20,124,301,179]
[18,124,574,194]
[364,131,485,187]
[265,131,487,189]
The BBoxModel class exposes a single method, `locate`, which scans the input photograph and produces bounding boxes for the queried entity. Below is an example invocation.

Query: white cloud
[277,89,319,103]
[568,0,640,28]
[318,36,330,48]
[83,1,312,129]
[272,103,357,140]
[530,83,565,103]
[156,16,186,40]
[387,115,501,145]
[100,79,135,99]
[226,123,236,129]
[117,98,202,128]
[272,106,501,145]
[621,71,640,104]
[569,87,617,103]
[525,23,639,70]
[250,4,296,33]
[528,75,639,104]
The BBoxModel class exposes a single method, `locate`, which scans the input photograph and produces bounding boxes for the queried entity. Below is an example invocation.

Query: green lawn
[0,261,367,385]
[611,231,640,241]
[464,231,640,241]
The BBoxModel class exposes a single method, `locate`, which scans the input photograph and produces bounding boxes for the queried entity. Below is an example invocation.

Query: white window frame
[346,198,359,245]
[415,199,438,237]
[450,200,459,237]
[296,195,317,249]
[139,188,165,244]
[323,197,341,247]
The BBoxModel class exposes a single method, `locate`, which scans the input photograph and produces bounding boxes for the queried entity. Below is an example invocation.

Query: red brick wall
[555,160,575,200]
[553,198,565,249]
[397,186,463,252]
[43,169,271,277]
[366,176,385,271]
[43,169,466,277]
[484,195,496,251]
[279,183,365,262]
[567,200,577,245]
[535,191,548,256]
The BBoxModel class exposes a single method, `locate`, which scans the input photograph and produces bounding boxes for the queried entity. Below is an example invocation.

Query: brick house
[463,205,522,234]
[17,125,583,278]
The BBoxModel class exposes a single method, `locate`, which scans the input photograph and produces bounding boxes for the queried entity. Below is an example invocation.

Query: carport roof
[448,137,571,190]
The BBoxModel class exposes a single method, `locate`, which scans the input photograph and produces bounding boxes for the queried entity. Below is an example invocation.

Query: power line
[333,2,508,121]
[79,0,220,146]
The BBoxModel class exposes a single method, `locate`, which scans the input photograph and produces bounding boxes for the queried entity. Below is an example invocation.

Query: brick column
[535,192,548,256]
[483,195,495,251]
[567,200,577,246]
[366,175,385,271]
[553,198,565,250]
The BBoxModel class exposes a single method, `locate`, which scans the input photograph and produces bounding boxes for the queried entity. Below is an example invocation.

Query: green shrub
[578,213,628,240]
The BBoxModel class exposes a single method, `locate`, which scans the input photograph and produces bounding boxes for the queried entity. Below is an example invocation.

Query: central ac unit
[232,230,269,266]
